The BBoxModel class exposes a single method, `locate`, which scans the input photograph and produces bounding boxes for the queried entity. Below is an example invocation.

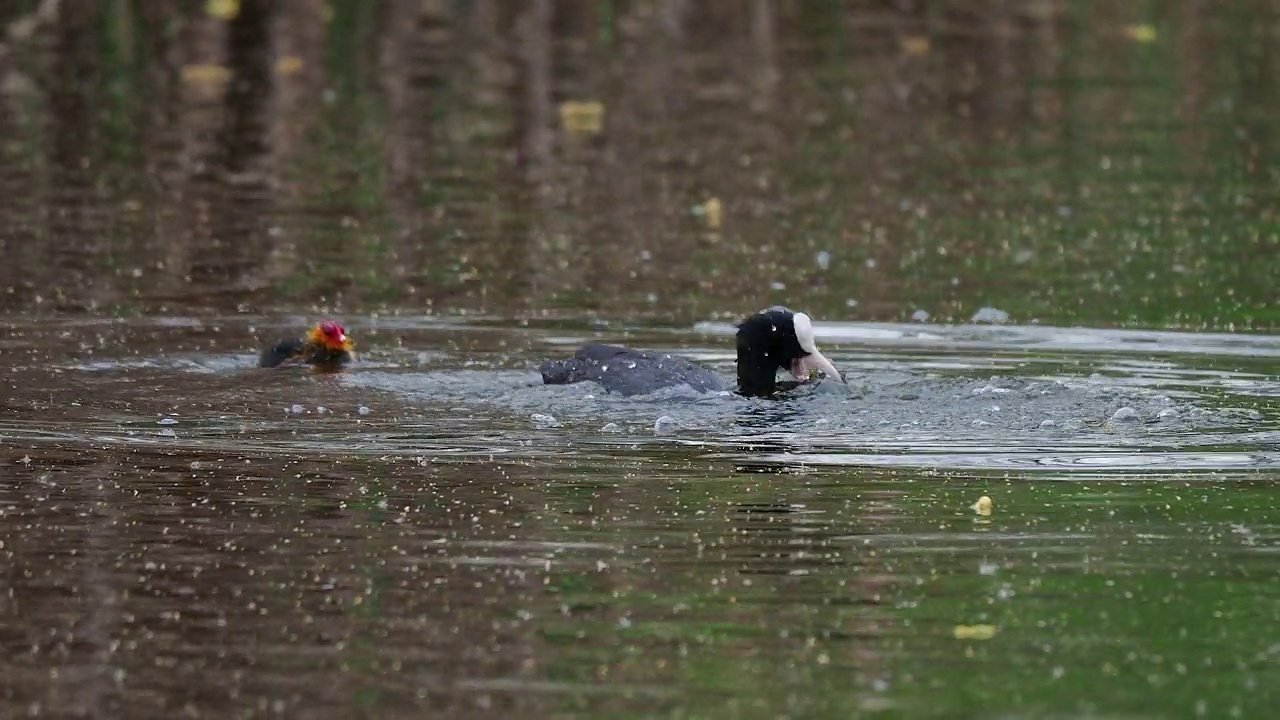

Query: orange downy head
[308,321,354,353]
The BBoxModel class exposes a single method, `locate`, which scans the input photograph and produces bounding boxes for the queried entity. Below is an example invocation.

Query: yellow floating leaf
[971,495,993,516]
[206,0,240,21]
[703,198,722,229]
[900,36,930,56]
[275,56,304,76]
[182,64,231,85]
[691,198,723,229]
[1123,24,1157,43]
[953,624,997,640]
[560,100,605,135]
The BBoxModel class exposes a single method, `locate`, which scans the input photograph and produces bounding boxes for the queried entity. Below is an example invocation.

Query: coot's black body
[539,307,843,398]
[539,344,724,396]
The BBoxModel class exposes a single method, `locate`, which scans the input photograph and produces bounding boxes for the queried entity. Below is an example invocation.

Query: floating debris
[559,100,605,135]
[900,36,931,56]
[205,0,239,20]
[692,198,723,229]
[181,64,231,85]
[1123,24,1158,43]
[275,56,304,76]
[953,624,998,640]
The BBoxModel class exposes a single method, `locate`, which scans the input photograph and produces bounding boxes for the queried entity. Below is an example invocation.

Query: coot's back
[539,344,724,396]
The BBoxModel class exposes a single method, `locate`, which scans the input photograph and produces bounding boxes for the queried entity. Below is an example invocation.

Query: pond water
[2,1,1279,718]
[3,315,1277,717]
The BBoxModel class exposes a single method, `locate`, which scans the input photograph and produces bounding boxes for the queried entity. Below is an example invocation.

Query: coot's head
[308,321,354,353]
[735,307,844,397]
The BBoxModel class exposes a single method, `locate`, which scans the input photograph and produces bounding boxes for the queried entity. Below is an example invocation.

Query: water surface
[3,315,1278,717]
[2,1,1279,717]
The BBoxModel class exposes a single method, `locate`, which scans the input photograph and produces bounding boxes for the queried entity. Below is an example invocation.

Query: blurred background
[1,0,1275,328]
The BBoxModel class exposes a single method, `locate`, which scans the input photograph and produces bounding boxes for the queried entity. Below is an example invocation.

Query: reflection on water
[1,1,1277,328]
[3,0,1280,717]
[2,440,1276,717]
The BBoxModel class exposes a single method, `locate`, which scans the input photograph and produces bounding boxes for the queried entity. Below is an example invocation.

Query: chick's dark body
[258,339,351,369]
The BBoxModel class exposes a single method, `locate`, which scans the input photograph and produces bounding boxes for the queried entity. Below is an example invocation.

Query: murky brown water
[3,1,1279,718]
[3,316,1278,718]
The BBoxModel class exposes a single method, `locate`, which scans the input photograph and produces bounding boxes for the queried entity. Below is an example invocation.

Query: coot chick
[259,320,354,370]
[540,307,844,397]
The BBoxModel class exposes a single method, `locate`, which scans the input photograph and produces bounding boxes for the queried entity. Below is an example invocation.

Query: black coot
[540,307,844,397]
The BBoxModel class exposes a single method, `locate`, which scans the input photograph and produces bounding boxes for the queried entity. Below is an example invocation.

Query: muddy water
[4,0,1280,718]
[2,316,1277,718]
